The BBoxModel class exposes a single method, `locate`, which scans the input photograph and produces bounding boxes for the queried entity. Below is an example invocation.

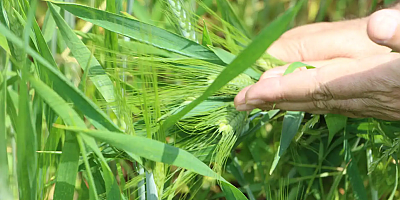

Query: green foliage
[2,0,400,200]
[162,1,303,129]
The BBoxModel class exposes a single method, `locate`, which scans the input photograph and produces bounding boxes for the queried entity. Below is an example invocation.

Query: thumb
[368,9,400,52]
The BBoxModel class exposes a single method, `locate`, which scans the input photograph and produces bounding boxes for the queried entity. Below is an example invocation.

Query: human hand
[263,8,398,78]
[267,13,391,63]
[235,9,400,120]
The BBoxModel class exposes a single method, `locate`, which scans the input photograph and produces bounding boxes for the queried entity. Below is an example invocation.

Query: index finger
[240,54,400,105]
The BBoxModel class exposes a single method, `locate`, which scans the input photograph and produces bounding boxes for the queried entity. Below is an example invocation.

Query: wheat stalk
[167,0,197,42]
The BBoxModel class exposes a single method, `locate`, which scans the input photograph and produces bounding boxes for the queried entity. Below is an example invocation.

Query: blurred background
[34,0,398,35]
[11,0,399,199]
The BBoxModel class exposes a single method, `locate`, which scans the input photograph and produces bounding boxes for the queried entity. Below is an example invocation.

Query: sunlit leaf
[48,1,222,63]
[162,1,304,129]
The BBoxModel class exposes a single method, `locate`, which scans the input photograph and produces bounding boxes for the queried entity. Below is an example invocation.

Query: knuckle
[312,100,328,110]
[312,100,343,111]
[372,94,395,104]
[267,78,286,102]
[310,70,333,101]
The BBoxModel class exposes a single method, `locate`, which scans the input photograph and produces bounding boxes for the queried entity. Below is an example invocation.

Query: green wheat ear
[166,0,197,41]
[87,0,288,197]
[94,45,285,199]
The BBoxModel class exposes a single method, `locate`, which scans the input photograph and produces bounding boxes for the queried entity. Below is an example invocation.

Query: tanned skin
[235,3,400,121]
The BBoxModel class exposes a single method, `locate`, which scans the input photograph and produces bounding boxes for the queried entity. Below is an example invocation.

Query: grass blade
[0,0,10,53]
[15,3,38,196]
[227,156,256,200]
[166,0,197,41]
[53,131,80,200]
[59,127,221,178]
[208,46,261,79]
[270,111,304,175]
[104,0,119,69]
[162,1,304,129]
[388,154,399,200]
[146,172,158,200]
[325,114,347,145]
[31,9,59,133]
[29,75,86,200]
[216,0,250,38]
[5,88,17,132]
[234,110,279,149]
[2,17,123,198]
[269,61,315,174]
[41,8,58,42]
[48,2,118,117]
[16,70,37,200]
[344,129,367,199]
[48,1,222,63]
[221,181,248,200]
[29,75,121,200]
[0,56,10,199]
[0,12,120,133]
[278,111,305,156]
[0,34,10,54]
[283,62,315,75]
[77,135,99,200]
[326,163,345,200]
[56,126,249,200]
[202,21,212,46]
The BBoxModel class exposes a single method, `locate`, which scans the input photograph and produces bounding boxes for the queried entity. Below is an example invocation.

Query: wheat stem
[167,0,197,42]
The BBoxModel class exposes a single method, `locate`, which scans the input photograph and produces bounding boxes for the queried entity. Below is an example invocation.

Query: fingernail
[236,104,256,111]
[375,15,398,43]
[246,99,266,106]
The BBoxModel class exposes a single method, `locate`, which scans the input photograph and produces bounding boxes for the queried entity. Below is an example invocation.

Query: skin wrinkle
[297,39,306,62]
[271,94,400,119]
[238,54,400,118]
[370,98,400,112]
[277,98,367,112]
[327,55,400,98]
[304,67,400,118]
[369,110,400,120]
[310,68,334,101]
[274,76,286,102]
[235,7,400,120]
[282,18,387,61]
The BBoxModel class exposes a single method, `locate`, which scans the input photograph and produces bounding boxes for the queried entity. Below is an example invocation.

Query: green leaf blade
[0,61,9,197]
[48,3,119,118]
[60,127,249,200]
[270,111,305,175]
[325,114,347,145]
[53,132,80,200]
[202,22,212,46]
[48,1,221,63]
[162,0,304,129]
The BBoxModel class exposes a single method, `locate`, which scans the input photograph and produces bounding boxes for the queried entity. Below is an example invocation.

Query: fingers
[235,53,400,113]
[263,99,366,113]
[368,9,400,52]
[268,18,390,62]
[234,86,252,111]
[260,58,352,80]
[259,66,289,79]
